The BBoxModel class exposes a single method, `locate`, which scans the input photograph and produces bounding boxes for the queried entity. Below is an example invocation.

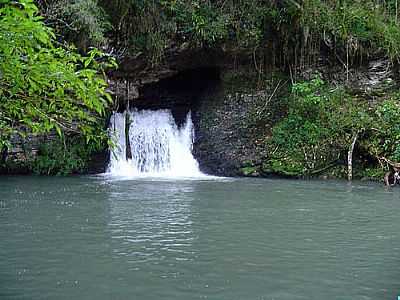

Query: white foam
[106,109,207,178]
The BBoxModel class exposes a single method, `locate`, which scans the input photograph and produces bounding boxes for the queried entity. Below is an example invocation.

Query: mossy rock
[240,166,259,176]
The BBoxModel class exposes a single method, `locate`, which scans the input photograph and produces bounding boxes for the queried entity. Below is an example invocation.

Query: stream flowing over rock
[107,109,203,177]
[106,56,398,178]
[1,50,398,177]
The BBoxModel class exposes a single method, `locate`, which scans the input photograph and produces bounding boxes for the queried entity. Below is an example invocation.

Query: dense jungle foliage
[0,0,115,174]
[39,0,400,67]
[264,75,400,179]
[2,0,400,177]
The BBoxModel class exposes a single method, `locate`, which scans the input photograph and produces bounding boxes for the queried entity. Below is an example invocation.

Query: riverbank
[2,1,400,180]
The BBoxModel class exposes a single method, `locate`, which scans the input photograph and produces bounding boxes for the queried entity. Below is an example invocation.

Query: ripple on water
[1,177,400,300]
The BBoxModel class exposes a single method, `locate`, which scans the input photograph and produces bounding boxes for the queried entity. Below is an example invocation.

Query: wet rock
[192,75,277,176]
[0,131,57,174]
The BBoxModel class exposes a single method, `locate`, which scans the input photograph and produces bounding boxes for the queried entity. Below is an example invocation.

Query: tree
[0,0,116,153]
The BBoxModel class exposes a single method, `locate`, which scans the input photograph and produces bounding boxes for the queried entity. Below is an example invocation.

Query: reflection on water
[1,177,400,300]
[107,181,196,263]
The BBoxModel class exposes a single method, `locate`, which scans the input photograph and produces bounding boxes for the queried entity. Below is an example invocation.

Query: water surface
[1,176,399,300]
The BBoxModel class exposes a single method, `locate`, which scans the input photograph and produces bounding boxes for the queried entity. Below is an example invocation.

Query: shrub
[0,0,116,158]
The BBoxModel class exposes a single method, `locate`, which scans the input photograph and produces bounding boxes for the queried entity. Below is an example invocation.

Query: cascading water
[107,109,204,177]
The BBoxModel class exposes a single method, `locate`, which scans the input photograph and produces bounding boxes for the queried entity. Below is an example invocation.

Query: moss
[240,166,259,176]
[356,167,386,181]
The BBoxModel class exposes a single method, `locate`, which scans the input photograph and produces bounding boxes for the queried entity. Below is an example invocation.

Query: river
[1,176,399,300]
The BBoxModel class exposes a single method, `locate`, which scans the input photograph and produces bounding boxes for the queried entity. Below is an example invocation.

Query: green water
[1,176,400,300]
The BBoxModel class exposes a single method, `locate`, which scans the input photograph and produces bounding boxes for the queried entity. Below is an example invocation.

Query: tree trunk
[346,40,349,82]
[348,131,359,181]
[125,81,132,160]
[125,111,132,160]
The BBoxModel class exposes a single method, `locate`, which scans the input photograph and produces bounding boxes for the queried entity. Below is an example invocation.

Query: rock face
[314,58,397,95]
[0,131,57,174]
[0,130,109,175]
[115,65,285,177]
[2,45,398,176]
[193,86,274,176]
[110,56,398,178]
[111,45,226,86]
[86,150,109,174]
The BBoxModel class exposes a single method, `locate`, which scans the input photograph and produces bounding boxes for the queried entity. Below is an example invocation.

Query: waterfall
[107,109,204,177]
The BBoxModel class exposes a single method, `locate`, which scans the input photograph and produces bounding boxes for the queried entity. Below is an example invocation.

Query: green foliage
[102,0,173,65]
[267,75,367,176]
[301,0,400,61]
[160,0,269,47]
[358,167,386,180]
[0,0,116,159]
[32,135,102,175]
[240,166,258,176]
[45,0,111,49]
[364,97,400,162]
[100,0,275,64]
[267,74,400,178]
[28,0,398,71]
[85,0,400,66]
[164,1,229,44]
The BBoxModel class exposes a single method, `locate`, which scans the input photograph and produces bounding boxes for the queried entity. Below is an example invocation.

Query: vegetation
[2,0,400,178]
[84,0,400,69]
[264,75,400,179]
[0,0,115,174]
[39,0,111,50]
[32,136,99,175]
[34,0,400,68]
[97,0,270,64]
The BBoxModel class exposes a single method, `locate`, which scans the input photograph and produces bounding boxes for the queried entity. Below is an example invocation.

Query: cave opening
[131,67,221,127]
